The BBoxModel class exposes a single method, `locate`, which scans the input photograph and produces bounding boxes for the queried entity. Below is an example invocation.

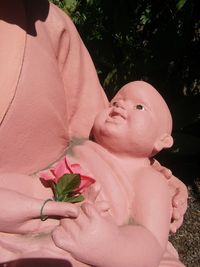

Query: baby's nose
[113,99,125,108]
[113,99,132,109]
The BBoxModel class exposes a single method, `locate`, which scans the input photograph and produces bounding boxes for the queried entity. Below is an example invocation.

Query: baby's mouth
[109,108,127,120]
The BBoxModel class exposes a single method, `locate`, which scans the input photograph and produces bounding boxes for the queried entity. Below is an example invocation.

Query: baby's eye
[135,104,145,110]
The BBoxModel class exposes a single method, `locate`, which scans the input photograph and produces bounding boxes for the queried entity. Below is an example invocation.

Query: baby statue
[51,81,186,267]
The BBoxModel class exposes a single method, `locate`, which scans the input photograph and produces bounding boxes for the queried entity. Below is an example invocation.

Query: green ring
[40,198,53,221]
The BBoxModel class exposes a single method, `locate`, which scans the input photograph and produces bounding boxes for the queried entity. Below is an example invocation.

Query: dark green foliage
[50,0,68,11]
[61,0,199,99]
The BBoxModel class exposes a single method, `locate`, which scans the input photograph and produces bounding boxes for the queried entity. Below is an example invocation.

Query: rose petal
[64,157,74,173]
[70,163,83,174]
[53,158,70,179]
[76,175,96,193]
[40,172,55,181]
[50,168,56,178]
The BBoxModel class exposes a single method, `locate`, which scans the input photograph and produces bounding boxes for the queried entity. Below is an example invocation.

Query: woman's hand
[0,188,79,234]
[167,175,188,233]
[151,159,188,233]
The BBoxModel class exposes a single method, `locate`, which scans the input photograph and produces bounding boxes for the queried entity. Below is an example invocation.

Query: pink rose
[40,157,95,202]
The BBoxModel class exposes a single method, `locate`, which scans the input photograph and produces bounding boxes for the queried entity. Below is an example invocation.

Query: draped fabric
[0,0,108,174]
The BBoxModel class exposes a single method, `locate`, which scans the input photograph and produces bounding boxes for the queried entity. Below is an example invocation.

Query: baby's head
[92,81,173,157]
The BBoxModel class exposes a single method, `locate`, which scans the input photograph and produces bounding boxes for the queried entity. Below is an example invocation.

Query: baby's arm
[132,168,171,250]
[151,159,188,233]
[52,203,162,267]
[52,168,170,267]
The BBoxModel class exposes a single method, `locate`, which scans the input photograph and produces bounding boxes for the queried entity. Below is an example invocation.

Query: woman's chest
[0,32,68,174]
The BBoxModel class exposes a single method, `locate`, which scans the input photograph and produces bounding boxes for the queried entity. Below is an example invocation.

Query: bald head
[118,81,173,135]
[93,80,173,157]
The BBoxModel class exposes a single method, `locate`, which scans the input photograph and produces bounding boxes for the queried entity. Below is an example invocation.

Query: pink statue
[50,81,186,267]
[0,1,187,266]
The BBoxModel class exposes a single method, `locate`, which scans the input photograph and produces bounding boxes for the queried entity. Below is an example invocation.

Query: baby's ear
[154,134,173,152]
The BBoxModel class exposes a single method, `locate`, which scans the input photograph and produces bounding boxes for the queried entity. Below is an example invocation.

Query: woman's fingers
[172,191,188,209]
[151,159,172,179]
[37,199,79,219]
[170,216,184,233]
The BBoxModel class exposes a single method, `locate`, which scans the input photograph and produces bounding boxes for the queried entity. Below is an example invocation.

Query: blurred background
[51,1,200,265]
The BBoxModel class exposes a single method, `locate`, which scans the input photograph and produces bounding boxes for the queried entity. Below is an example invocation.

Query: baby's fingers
[81,203,99,219]
[95,201,110,215]
[84,183,101,204]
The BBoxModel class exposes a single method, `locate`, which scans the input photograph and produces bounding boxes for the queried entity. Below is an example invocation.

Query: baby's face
[92,81,165,156]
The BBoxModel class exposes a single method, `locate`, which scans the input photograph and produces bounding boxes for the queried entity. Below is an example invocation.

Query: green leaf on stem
[63,194,85,203]
[56,174,81,196]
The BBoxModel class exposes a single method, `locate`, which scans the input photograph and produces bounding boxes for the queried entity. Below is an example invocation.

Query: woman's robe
[0,0,108,175]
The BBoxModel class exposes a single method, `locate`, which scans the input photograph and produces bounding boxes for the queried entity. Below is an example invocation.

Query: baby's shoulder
[134,166,167,188]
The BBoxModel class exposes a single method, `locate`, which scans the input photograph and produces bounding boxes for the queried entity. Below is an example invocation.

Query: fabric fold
[0,1,26,124]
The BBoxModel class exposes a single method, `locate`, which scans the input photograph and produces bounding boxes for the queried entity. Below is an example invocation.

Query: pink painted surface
[0,1,187,266]
[0,1,108,175]
[51,82,185,267]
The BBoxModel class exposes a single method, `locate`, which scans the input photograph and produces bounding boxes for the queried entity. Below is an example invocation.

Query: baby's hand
[84,182,110,216]
[52,202,118,266]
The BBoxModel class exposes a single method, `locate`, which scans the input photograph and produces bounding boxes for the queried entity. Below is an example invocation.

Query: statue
[50,81,186,267]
